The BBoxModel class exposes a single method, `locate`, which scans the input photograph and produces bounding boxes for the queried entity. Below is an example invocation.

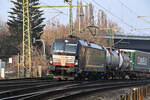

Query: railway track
[0,79,149,100]
[0,77,53,82]
[0,79,78,100]
[0,80,58,92]
[20,80,149,100]
[0,77,55,91]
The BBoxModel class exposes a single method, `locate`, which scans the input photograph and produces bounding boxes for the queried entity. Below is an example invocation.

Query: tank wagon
[49,36,150,80]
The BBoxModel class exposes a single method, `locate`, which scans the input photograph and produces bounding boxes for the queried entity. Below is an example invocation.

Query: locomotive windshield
[53,41,77,54]
[64,44,77,53]
[53,42,65,52]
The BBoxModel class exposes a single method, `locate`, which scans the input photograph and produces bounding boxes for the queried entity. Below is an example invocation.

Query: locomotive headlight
[49,58,53,64]
[75,60,78,65]
[50,60,53,64]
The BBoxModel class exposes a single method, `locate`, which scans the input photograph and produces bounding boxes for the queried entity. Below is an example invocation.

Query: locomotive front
[49,38,79,79]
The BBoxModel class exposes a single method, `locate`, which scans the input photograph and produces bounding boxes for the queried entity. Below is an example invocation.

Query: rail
[0,79,149,100]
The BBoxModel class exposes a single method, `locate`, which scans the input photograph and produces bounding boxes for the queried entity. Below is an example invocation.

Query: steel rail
[20,80,150,100]
[0,77,53,82]
[0,81,77,99]
[0,81,58,92]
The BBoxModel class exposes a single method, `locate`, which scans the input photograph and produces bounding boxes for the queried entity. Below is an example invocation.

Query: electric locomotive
[49,36,106,80]
[49,37,78,79]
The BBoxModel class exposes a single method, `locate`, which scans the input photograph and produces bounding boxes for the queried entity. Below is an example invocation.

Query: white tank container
[105,48,111,65]
[104,47,120,69]
[119,53,123,68]
[111,51,120,68]
[121,53,130,69]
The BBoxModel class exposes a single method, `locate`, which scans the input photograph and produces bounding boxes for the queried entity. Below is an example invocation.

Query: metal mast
[69,0,73,35]
[22,0,33,77]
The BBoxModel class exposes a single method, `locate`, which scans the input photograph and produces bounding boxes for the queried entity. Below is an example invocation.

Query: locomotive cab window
[65,44,77,53]
[52,41,77,54]
[53,42,65,53]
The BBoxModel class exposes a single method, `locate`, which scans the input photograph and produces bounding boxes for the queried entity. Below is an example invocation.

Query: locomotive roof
[78,40,88,46]
[54,38,104,50]
[79,40,103,50]
[54,37,78,43]
[90,43,103,50]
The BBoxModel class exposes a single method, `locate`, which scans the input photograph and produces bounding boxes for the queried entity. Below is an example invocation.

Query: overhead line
[117,0,137,15]
[117,0,150,25]
[92,0,136,29]
[84,0,134,46]
[38,1,77,26]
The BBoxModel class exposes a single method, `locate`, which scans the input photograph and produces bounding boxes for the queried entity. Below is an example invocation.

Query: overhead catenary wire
[85,0,141,38]
[39,1,145,38]
[39,1,68,20]
[91,0,136,30]
[117,0,150,25]
[84,0,148,45]
[116,0,141,35]
[117,0,150,36]
[81,0,132,47]
[38,0,78,27]
[84,0,134,32]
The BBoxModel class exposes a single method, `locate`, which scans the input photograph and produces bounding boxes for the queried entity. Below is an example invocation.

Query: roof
[78,40,88,46]
[78,40,103,50]
[120,49,150,54]
[90,43,103,50]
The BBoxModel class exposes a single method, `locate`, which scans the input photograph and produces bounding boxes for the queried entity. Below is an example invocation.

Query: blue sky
[0,0,150,36]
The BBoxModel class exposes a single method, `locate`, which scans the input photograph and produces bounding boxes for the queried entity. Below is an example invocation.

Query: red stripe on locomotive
[53,62,74,67]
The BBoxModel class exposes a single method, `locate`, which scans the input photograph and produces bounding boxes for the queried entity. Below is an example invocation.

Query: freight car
[120,49,150,79]
[49,36,150,80]
[104,47,130,79]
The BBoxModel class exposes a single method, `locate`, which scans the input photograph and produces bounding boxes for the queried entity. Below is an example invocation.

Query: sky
[0,0,150,36]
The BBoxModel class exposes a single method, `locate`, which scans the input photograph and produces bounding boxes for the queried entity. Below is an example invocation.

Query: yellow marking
[32,5,90,8]
[86,65,104,68]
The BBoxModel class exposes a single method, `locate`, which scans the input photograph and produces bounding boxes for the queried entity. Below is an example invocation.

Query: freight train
[49,36,150,80]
